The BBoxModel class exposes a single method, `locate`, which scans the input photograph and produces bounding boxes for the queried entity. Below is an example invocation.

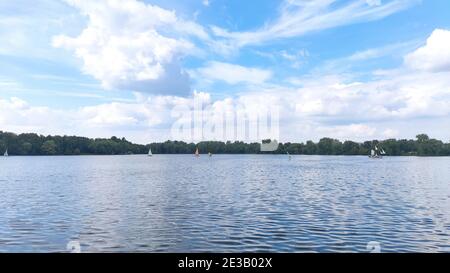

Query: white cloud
[0,0,79,61]
[52,0,209,95]
[0,97,69,134]
[315,124,376,139]
[80,103,152,128]
[192,61,273,85]
[404,29,450,72]
[0,92,213,143]
[279,49,309,68]
[382,128,399,138]
[291,70,450,121]
[346,41,418,62]
[245,70,450,141]
[211,0,416,48]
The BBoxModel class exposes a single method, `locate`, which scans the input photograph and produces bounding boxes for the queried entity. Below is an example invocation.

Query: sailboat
[148,147,152,157]
[4,149,8,157]
[195,147,200,157]
[369,146,383,159]
[287,151,292,160]
[208,152,212,157]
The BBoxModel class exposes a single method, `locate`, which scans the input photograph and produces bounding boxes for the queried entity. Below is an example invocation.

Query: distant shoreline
[1,131,449,156]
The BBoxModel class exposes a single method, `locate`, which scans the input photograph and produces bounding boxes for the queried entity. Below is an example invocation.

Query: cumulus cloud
[0,93,214,143]
[192,61,273,85]
[404,29,450,72]
[52,0,209,95]
[240,71,450,141]
[292,71,450,122]
[0,97,69,134]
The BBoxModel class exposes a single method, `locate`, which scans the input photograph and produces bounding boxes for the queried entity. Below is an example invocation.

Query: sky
[1,0,450,143]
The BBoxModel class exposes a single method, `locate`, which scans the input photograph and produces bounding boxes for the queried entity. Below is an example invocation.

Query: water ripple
[0,155,449,252]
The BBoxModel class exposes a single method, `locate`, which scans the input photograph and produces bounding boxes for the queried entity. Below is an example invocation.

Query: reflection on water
[0,155,449,252]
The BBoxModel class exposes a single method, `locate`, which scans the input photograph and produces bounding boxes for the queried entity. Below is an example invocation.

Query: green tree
[304,141,317,155]
[0,130,449,156]
[343,141,360,155]
[22,142,33,155]
[416,134,430,143]
[318,138,342,155]
[41,140,57,155]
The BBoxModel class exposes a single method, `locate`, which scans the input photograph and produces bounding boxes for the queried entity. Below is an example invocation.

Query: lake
[0,155,449,253]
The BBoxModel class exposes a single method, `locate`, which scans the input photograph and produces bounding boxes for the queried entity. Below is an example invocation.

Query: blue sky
[1,0,450,143]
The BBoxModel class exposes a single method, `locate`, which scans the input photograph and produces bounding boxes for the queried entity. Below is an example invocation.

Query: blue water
[0,155,449,252]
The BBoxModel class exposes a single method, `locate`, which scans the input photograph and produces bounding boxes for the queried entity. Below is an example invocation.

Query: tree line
[1,131,449,156]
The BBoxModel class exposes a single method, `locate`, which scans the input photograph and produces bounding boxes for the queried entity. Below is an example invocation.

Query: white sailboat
[3,149,8,157]
[195,147,200,157]
[369,146,383,159]
[148,147,152,157]
[287,151,292,160]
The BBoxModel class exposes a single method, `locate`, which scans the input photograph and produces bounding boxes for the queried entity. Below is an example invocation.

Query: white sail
[4,149,8,157]
[371,149,375,156]
[148,148,152,157]
[381,149,386,155]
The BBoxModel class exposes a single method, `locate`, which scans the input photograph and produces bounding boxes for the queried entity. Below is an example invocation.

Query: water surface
[0,155,449,252]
